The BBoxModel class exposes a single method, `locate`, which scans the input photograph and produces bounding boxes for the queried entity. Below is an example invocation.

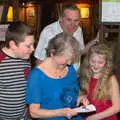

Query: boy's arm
[81,38,99,55]
[81,31,99,55]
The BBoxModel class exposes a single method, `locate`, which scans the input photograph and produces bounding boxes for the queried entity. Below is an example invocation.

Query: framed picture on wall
[0,24,8,41]
[26,7,36,27]
[101,0,120,22]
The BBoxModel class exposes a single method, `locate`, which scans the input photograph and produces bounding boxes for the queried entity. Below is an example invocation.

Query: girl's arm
[86,75,120,120]
[29,103,77,119]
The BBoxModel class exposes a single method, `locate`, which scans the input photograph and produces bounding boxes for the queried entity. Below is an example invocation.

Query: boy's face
[14,35,34,59]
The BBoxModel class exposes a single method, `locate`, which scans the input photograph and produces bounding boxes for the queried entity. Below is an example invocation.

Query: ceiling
[0,0,98,4]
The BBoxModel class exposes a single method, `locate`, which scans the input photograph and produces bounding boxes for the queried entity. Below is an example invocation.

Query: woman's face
[89,53,106,75]
[54,55,73,69]
[51,46,75,68]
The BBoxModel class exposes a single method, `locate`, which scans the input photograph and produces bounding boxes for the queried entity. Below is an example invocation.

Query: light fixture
[7,6,13,21]
[76,4,90,19]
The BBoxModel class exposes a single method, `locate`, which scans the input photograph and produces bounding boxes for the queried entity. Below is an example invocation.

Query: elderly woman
[26,33,83,120]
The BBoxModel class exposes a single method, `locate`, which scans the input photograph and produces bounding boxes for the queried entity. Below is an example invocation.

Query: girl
[78,43,120,120]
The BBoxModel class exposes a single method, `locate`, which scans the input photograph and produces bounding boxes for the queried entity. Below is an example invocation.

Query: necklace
[40,64,68,79]
[54,67,68,78]
[39,58,68,79]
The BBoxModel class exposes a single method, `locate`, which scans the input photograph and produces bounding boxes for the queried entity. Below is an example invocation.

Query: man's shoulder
[73,26,83,40]
[75,26,82,33]
[41,21,62,37]
[43,21,59,31]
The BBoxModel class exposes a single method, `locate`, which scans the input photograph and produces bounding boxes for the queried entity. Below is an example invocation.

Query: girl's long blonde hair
[80,43,113,100]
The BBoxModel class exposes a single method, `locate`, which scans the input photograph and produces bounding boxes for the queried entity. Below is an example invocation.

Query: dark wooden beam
[1,0,9,23]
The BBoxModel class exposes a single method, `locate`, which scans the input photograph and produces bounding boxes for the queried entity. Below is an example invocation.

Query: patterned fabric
[34,21,85,71]
[0,50,31,120]
[87,78,118,120]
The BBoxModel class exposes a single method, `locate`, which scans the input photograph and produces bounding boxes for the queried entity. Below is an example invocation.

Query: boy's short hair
[4,21,33,47]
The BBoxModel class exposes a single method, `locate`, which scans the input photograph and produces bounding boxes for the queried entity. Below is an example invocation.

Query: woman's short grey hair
[46,32,80,61]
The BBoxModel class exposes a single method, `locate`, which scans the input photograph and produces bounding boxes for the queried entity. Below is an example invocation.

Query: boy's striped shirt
[0,50,30,120]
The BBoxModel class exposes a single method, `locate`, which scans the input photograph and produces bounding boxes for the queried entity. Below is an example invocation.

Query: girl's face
[89,53,106,75]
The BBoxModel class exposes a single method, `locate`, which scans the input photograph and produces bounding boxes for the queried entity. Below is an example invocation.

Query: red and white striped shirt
[0,50,30,120]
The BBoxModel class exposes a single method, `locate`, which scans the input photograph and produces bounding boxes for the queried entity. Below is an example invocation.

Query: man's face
[60,9,80,33]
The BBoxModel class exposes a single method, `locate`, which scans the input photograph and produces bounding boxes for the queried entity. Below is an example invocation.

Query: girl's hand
[76,95,89,106]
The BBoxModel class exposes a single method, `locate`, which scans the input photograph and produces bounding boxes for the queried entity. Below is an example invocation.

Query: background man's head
[59,4,80,33]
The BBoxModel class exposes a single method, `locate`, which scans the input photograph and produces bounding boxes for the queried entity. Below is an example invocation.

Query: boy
[0,21,34,120]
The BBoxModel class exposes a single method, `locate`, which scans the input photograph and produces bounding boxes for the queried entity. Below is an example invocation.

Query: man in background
[34,4,97,71]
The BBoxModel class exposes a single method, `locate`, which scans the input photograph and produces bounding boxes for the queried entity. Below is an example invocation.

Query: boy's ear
[9,40,17,49]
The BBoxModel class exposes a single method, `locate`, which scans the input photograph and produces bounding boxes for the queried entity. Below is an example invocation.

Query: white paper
[74,104,96,113]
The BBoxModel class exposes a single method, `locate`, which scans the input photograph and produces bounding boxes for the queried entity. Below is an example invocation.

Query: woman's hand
[61,108,78,119]
[76,95,89,106]
[29,104,77,119]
